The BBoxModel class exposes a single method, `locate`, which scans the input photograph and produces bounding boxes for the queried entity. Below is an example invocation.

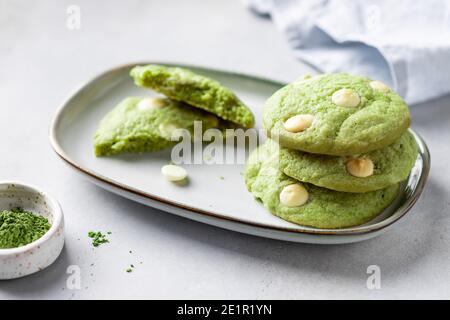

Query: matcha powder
[0,208,51,249]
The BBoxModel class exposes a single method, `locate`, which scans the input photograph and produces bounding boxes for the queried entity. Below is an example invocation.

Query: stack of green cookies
[94,64,254,156]
[245,73,418,229]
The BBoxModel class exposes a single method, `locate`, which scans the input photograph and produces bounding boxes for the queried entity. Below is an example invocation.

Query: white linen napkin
[248,0,450,104]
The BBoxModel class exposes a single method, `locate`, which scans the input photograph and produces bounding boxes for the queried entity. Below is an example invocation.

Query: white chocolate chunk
[137,97,167,110]
[283,114,314,133]
[161,164,188,182]
[369,80,390,93]
[331,88,360,107]
[159,123,181,140]
[346,158,374,178]
[279,184,309,207]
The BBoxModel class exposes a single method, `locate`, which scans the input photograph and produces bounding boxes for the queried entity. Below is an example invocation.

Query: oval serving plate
[49,62,430,244]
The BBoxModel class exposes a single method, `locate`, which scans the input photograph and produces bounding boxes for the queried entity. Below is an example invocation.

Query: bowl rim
[48,61,431,236]
[0,181,63,255]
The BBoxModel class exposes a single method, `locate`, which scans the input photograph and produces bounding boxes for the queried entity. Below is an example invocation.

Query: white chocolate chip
[283,114,314,133]
[279,184,309,207]
[161,164,188,182]
[137,97,167,110]
[159,123,181,140]
[369,80,390,93]
[331,88,360,107]
[346,158,374,178]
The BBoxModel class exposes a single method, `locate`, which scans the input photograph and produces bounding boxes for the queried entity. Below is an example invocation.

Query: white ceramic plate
[49,62,430,244]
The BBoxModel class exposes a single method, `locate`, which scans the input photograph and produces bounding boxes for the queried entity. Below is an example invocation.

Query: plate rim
[49,61,431,236]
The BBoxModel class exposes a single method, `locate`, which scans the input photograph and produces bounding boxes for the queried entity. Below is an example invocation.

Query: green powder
[0,208,51,249]
[88,231,109,247]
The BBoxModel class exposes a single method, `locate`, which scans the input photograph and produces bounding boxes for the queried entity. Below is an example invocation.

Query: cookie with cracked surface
[262,73,410,156]
[244,141,400,229]
[277,132,418,193]
[130,64,255,128]
[93,97,220,156]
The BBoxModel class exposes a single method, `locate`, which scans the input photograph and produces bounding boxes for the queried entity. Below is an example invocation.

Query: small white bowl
[0,181,64,280]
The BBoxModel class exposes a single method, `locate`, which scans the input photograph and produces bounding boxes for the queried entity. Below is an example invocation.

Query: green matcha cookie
[130,64,255,128]
[263,73,411,156]
[277,132,417,193]
[244,142,400,229]
[94,97,220,156]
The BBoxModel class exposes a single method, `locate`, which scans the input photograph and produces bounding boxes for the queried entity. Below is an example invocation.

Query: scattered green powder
[0,208,51,249]
[88,231,110,247]
[126,264,135,273]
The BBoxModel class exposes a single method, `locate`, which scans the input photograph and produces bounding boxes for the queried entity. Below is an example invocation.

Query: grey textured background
[0,0,448,299]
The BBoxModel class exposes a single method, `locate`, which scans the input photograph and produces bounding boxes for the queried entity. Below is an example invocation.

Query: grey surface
[0,0,448,299]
